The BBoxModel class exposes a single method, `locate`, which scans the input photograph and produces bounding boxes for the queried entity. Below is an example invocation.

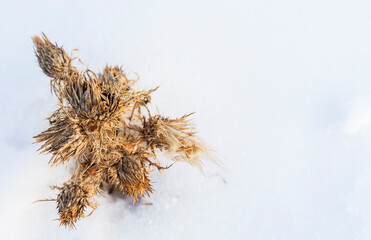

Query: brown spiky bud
[34,114,89,166]
[56,182,97,228]
[32,33,71,78]
[141,113,210,169]
[103,153,153,202]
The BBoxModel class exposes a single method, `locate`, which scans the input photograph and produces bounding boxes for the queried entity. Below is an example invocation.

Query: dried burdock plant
[33,33,220,228]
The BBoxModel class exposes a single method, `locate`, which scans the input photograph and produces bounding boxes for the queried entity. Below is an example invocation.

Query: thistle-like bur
[33,33,219,228]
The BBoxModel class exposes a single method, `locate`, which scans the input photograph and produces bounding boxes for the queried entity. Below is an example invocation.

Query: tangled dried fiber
[33,33,219,228]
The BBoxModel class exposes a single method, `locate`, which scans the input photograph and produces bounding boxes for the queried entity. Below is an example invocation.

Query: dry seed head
[56,182,97,228]
[33,33,80,94]
[100,149,153,202]
[34,116,90,166]
[33,33,71,79]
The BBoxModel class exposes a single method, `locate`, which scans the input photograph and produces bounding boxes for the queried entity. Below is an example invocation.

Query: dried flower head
[33,33,220,228]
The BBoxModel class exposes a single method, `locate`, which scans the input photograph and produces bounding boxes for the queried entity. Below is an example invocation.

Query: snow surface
[1,0,371,239]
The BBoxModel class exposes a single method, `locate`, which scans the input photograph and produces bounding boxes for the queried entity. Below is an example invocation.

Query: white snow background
[0,0,371,239]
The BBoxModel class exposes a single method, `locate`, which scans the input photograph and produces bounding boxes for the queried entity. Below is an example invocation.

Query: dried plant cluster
[33,34,218,228]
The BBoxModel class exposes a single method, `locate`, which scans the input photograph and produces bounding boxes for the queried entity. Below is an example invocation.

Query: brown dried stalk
[33,33,219,228]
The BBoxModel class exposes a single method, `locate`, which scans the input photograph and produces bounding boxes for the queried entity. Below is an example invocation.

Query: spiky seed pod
[133,115,166,153]
[32,34,79,94]
[142,115,195,154]
[102,153,153,202]
[61,71,122,122]
[139,114,218,170]
[34,113,89,166]
[56,182,97,228]
[100,66,131,89]
[32,33,71,78]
